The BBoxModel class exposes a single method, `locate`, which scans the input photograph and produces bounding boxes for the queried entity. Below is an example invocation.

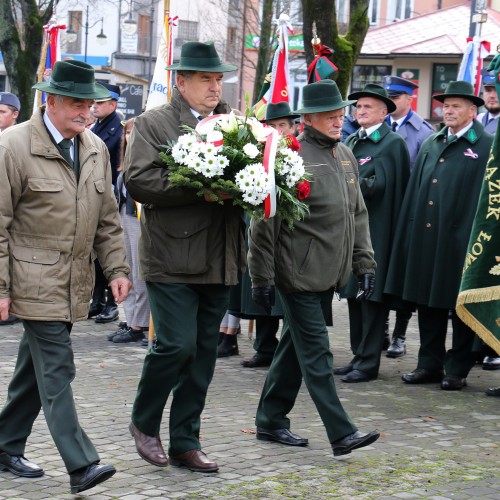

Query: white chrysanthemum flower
[234,163,271,205]
[171,144,190,164]
[177,133,198,149]
[200,162,221,178]
[243,143,260,159]
[215,155,230,170]
[185,152,203,170]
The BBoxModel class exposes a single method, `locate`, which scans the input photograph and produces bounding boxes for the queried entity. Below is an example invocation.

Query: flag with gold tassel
[456,54,500,355]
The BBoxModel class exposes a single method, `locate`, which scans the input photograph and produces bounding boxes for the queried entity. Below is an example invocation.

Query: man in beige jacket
[0,60,131,494]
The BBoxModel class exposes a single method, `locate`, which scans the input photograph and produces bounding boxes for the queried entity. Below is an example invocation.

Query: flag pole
[146,0,171,350]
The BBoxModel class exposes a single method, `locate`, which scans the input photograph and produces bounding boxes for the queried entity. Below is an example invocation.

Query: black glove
[356,274,375,301]
[252,285,275,315]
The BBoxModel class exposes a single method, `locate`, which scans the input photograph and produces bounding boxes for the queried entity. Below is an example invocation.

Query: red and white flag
[33,23,65,112]
[457,36,491,96]
[253,13,293,120]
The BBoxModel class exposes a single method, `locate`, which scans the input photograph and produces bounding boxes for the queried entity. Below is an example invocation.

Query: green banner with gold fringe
[456,55,500,355]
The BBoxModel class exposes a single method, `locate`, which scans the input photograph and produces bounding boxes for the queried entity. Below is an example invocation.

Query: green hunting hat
[264,102,300,122]
[166,41,237,72]
[432,80,484,107]
[32,60,110,100]
[295,80,355,114]
[348,83,396,113]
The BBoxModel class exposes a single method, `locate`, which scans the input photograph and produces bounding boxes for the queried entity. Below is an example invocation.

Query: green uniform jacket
[123,88,246,285]
[385,120,493,309]
[248,125,376,294]
[343,122,410,303]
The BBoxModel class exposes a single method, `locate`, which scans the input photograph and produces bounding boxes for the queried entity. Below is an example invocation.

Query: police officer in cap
[477,70,499,135]
[383,75,434,169]
[0,92,20,133]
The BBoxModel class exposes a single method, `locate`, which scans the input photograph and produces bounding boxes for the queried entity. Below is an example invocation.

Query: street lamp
[121,0,138,35]
[66,5,107,62]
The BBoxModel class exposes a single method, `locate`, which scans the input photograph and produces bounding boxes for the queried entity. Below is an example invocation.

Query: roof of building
[361,5,500,57]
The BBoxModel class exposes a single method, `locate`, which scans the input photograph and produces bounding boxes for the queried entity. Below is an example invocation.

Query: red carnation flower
[285,135,301,151]
[296,180,310,200]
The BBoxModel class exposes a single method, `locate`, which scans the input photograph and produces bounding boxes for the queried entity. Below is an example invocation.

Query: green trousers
[132,282,229,455]
[255,290,357,443]
[0,321,99,473]
[347,299,389,376]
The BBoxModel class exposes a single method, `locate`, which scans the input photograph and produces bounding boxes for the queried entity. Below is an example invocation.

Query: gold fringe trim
[456,285,500,355]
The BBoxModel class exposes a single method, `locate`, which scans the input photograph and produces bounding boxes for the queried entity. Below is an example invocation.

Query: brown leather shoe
[169,449,218,473]
[129,422,168,467]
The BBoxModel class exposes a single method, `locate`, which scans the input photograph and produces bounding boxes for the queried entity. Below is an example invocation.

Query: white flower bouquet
[160,111,311,228]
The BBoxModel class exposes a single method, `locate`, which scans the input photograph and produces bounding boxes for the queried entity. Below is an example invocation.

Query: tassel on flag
[33,23,65,112]
[307,45,338,83]
[457,36,491,96]
[145,13,177,110]
[253,13,293,120]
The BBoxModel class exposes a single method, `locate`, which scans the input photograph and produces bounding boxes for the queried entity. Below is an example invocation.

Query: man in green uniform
[0,61,131,494]
[385,81,494,390]
[124,42,245,473]
[248,80,380,457]
[338,84,410,382]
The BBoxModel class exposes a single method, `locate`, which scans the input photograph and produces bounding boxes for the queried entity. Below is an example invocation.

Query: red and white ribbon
[262,128,278,219]
[464,148,478,159]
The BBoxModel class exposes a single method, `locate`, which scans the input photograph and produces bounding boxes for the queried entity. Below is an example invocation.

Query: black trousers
[91,260,116,307]
[253,317,280,359]
[416,305,476,377]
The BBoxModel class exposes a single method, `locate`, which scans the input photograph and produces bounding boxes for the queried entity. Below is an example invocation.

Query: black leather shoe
[70,463,116,494]
[241,354,273,368]
[0,452,44,477]
[386,337,406,358]
[485,387,500,397]
[402,368,443,384]
[341,369,376,383]
[256,427,308,446]
[441,375,467,391]
[333,363,354,375]
[482,356,500,370]
[331,430,380,456]
[95,306,119,323]
[88,301,105,319]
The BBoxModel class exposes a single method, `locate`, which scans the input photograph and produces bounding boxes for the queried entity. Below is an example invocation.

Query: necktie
[197,115,205,121]
[59,139,73,166]
[359,129,367,139]
[392,121,398,132]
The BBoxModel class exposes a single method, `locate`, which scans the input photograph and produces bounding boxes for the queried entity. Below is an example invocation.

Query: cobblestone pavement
[0,300,498,499]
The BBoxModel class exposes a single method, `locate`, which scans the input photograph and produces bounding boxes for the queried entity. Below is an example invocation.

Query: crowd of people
[0,39,498,495]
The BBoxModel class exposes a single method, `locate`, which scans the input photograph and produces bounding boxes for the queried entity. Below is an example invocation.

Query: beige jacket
[0,109,129,322]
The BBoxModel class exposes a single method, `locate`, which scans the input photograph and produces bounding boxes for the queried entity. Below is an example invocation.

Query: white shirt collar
[448,121,473,139]
[43,110,74,146]
[191,109,214,120]
[364,122,383,136]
